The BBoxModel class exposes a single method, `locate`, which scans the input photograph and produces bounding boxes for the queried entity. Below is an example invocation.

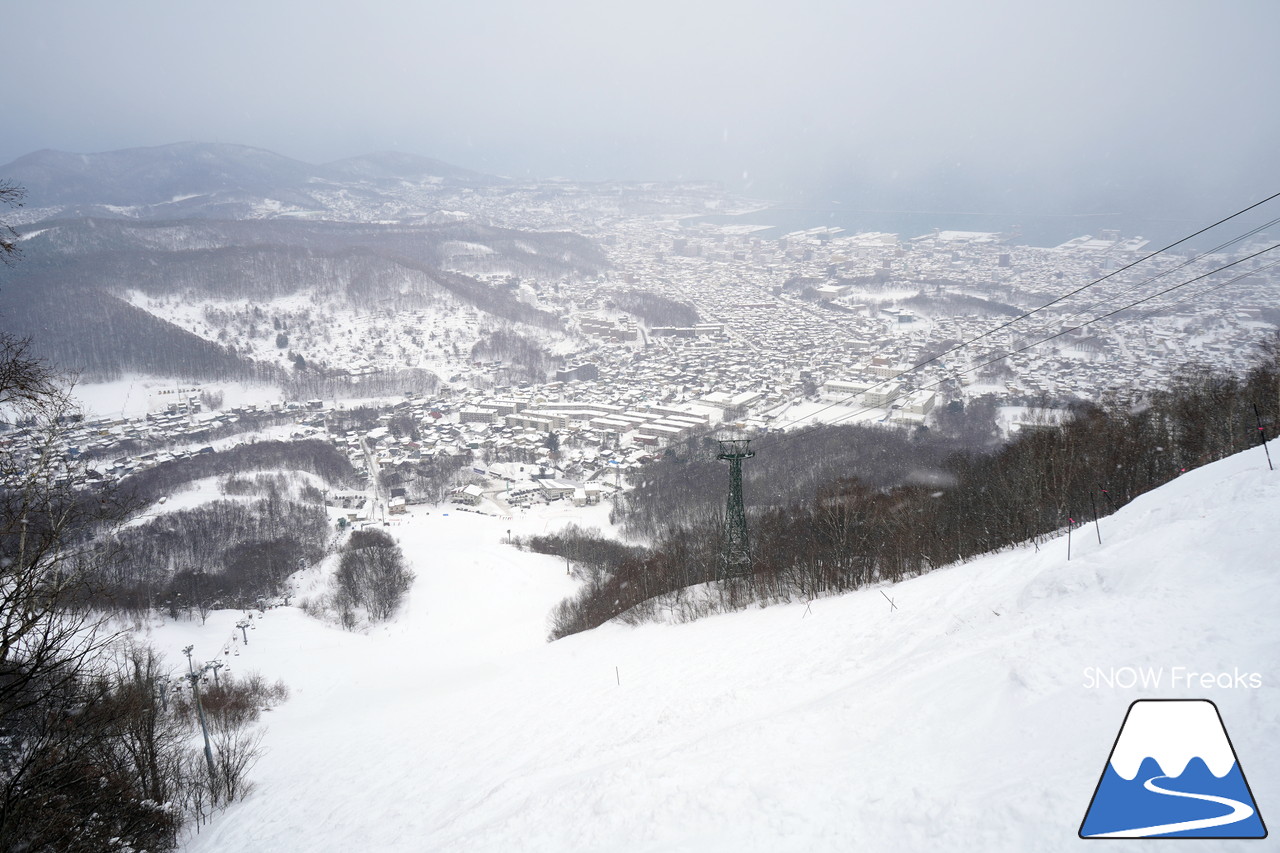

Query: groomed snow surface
[151,447,1276,852]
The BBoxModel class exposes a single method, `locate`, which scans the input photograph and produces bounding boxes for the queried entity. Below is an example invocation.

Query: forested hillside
[2,216,601,381]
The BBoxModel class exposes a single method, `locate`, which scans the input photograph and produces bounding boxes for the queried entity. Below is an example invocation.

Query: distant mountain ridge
[317,151,497,185]
[0,142,502,207]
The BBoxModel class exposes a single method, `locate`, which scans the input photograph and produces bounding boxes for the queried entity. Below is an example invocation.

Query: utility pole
[717,438,755,578]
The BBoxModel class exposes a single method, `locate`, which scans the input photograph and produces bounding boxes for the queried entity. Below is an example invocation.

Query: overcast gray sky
[5,0,1279,218]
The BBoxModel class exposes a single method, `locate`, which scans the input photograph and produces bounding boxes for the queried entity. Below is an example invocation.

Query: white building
[863,383,902,408]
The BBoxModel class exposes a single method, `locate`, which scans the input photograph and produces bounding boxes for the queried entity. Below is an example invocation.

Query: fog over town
[7,0,1280,224]
[1,3,1278,852]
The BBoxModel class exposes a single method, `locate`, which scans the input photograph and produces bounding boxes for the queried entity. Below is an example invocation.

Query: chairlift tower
[717,438,754,578]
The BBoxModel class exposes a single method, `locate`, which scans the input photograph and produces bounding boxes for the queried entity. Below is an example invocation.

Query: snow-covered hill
[0,143,498,208]
[156,447,1277,852]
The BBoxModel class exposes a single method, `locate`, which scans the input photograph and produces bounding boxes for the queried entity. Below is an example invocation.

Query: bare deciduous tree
[0,185,282,850]
[0,342,121,719]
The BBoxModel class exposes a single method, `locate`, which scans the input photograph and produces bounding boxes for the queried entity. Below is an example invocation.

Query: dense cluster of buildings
[458,397,712,447]
[226,174,1278,420]
[533,207,1278,432]
[18,181,1278,511]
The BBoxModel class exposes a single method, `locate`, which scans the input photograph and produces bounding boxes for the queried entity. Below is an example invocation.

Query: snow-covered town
[13,175,1275,529]
[4,2,1280,850]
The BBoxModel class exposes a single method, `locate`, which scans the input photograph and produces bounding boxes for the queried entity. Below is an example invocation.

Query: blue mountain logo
[1080,699,1267,839]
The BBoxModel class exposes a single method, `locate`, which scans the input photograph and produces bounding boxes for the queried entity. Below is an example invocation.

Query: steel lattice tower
[717,438,754,577]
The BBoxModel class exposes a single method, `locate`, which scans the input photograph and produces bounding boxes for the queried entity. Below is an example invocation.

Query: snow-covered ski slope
[173,447,1277,852]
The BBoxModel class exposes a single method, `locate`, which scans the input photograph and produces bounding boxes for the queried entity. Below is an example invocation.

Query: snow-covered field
[148,446,1277,852]
[71,376,285,420]
[763,398,900,428]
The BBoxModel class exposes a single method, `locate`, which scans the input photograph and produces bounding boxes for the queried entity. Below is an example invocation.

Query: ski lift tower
[717,438,754,578]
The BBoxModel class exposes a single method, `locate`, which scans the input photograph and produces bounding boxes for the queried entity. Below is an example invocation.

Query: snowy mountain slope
[0,143,317,206]
[3,215,590,381]
[158,446,1278,852]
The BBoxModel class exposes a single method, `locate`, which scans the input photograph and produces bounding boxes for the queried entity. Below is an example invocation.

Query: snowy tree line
[2,215,594,380]
[611,410,997,542]
[611,289,701,327]
[91,491,330,617]
[380,455,475,505]
[119,439,360,505]
[0,280,277,382]
[515,524,646,585]
[900,291,1023,318]
[18,217,603,280]
[469,327,553,382]
[73,441,361,617]
[549,337,1280,638]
